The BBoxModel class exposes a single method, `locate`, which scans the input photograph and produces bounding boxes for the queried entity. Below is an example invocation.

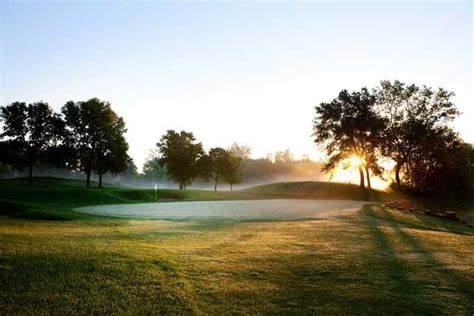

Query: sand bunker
[75,199,372,220]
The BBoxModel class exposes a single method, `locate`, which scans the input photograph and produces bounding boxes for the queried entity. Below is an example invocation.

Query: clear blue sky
[1,1,472,169]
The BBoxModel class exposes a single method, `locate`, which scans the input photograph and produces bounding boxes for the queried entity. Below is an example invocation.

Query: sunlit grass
[1,205,472,314]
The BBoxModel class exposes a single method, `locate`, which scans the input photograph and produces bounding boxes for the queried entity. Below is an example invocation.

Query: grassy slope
[243,181,393,201]
[0,177,393,221]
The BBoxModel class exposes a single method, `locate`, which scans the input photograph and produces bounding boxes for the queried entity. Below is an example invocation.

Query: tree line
[0,98,130,187]
[154,130,242,191]
[313,80,474,197]
[0,98,320,190]
[140,143,323,188]
[3,80,472,195]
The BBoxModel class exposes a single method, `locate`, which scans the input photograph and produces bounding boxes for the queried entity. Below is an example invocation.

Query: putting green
[75,199,372,220]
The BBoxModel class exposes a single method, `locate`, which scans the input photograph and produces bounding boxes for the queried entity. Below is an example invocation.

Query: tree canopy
[0,101,65,184]
[156,130,204,189]
[313,88,384,189]
[375,80,459,188]
[313,80,471,196]
[62,98,129,188]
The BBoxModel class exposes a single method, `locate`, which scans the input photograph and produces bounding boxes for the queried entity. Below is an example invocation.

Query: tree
[95,115,130,188]
[120,159,140,181]
[61,98,129,188]
[224,154,242,191]
[0,101,65,184]
[313,88,384,189]
[207,147,231,191]
[157,130,204,189]
[274,149,294,164]
[227,142,252,160]
[142,150,167,182]
[402,127,472,197]
[375,80,459,187]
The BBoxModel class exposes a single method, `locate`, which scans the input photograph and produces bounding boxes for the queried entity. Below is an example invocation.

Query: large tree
[313,88,384,189]
[375,80,459,187]
[0,101,65,184]
[157,130,204,189]
[61,98,129,188]
[95,115,130,188]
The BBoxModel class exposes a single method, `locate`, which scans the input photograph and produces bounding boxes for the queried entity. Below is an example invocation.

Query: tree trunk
[99,173,103,188]
[395,162,402,188]
[358,166,365,188]
[365,166,371,189]
[86,170,91,188]
[230,183,233,191]
[28,161,33,185]
[214,178,218,191]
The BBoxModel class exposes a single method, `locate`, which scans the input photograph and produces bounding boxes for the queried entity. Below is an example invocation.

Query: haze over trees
[2,79,471,196]
[142,150,167,182]
[200,147,243,191]
[141,140,319,189]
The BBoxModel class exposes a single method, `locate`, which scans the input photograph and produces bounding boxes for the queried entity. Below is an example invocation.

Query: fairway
[0,179,473,314]
[75,199,371,220]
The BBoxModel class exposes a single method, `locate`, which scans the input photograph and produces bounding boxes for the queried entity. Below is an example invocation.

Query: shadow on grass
[363,206,473,236]
[378,207,474,302]
[362,205,439,313]
[364,205,474,313]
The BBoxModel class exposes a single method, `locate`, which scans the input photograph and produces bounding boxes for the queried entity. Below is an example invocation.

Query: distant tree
[224,154,242,191]
[62,98,129,188]
[375,80,459,187]
[274,149,294,164]
[0,101,65,184]
[207,147,231,191]
[239,157,273,181]
[313,88,384,189]
[142,151,167,182]
[157,130,204,189]
[227,142,252,160]
[120,159,139,180]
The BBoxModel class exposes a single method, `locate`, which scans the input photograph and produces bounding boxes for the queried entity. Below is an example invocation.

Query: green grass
[0,177,472,314]
[0,177,393,221]
[0,206,472,314]
[244,181,394,201]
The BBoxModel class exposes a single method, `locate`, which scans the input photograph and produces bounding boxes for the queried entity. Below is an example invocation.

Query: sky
[1,0,472,170]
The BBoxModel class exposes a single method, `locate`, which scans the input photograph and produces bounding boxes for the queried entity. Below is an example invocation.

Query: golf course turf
[0,178,473,314]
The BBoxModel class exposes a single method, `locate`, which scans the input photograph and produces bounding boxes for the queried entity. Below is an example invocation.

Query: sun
[348,155,364,168]
[329,155,393,190]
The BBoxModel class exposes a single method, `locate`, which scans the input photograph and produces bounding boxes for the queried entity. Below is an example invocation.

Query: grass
[0,177,393,221]
[0,177,472,314]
